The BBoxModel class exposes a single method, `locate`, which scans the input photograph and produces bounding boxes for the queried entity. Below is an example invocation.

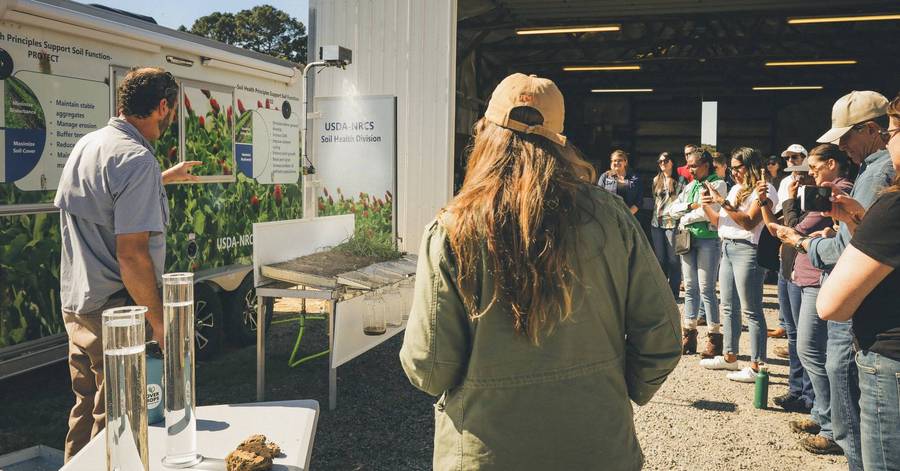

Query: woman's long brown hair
[731,147,765,206]
[445,107,597,345]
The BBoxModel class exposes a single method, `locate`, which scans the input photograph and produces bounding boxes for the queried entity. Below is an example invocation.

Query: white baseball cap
[781,144,808,158]
[817,91,889,144]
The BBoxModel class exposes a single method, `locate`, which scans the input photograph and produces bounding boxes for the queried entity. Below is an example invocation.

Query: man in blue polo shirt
[54,67,199,461]
[778,91,894,469]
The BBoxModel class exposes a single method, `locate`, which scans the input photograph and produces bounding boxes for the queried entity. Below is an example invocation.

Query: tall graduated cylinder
[102,306,149,471]
[162,273,202,467]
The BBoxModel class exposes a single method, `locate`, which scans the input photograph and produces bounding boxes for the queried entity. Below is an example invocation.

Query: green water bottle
[754,365,769,409]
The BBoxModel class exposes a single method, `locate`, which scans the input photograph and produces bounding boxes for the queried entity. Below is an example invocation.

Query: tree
[181,5,307,64]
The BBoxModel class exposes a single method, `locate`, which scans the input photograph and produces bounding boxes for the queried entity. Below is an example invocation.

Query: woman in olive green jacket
[400,73,682,471]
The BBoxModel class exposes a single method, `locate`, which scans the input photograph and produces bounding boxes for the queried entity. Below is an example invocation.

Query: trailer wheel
[224,275,273,347]
[194,282,225,361]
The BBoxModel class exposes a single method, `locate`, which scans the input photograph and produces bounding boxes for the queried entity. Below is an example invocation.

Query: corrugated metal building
[309,0,457,254]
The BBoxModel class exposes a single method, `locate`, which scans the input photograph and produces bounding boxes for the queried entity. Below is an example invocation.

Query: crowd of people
[400,73,898,471]
[636,90,898,470]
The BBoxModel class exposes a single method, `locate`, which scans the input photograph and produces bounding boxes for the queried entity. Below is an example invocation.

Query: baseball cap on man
[781,144,808,158]
[484,73,567,146]
[817,91,889,144]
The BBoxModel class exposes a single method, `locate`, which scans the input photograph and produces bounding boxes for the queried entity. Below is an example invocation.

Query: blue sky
[83,0,309,31]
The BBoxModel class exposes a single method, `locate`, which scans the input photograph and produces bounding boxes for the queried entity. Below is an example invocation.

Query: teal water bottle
[146,341,165,424]
[754,365,769,409]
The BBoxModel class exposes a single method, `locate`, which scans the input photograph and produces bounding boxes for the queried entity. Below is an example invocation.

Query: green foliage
[182,6,307,64]
[0,213,62,348]
[319,188,397,260]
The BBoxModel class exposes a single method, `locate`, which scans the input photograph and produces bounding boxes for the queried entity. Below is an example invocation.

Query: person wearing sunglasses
[651,152,687,299]
[774,90,895,471]
[698,147,778,383]
[665,150,728,357]
[814,94,900,471]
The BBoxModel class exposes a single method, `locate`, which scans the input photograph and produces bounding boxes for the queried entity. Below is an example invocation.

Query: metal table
[255,281,341,409]
[62,399,319,470]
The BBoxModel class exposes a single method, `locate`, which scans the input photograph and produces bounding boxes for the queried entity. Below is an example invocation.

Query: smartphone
[701,183,711,196]
[800,185,832,212]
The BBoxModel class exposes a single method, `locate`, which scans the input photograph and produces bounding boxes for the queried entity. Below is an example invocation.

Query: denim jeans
[796,286,832,439]
[651,226,681,300]
[680,237,720,324]
[856,351,900,471]
[779,274,813,406]
[826,320,863,471]
[720,239,766,362]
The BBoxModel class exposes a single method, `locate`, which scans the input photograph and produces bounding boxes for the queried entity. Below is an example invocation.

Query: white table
[62,400,319,471]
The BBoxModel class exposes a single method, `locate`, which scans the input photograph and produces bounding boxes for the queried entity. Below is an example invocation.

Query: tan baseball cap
[484,73,566,146]
[817,91,889,144]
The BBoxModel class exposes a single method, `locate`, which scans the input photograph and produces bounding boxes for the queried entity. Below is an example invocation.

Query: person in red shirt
[678,144,698,182]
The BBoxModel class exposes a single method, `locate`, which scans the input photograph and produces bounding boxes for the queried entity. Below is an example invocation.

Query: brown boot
[682,328,698,355]
[700,332,723,359]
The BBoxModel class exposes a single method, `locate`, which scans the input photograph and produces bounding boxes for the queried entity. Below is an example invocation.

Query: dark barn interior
[454,0,900,190]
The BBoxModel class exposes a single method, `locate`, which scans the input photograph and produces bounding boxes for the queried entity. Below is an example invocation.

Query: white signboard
[313,95,396,213]
[701,101,718,147]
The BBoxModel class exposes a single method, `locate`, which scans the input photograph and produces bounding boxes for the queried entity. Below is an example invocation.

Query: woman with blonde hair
[400,73,681,470]
[699,147,778,382]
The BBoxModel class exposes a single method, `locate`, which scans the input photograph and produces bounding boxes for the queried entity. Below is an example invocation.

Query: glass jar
[363,293,386,336]
[384,285,403,328]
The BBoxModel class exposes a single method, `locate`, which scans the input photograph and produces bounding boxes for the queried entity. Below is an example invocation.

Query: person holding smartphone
[698,147,778,383]
[766,144,853,455]
[816,93,900,471]
[665,150,728,357]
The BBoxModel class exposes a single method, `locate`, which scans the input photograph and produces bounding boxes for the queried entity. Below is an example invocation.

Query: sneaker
[774,393,813,413]
[774,345,790,359]
[697,317,707,326]
[800,435,843,455]
[789,418,821,435]
[699,356,740,371]
[726,366,757,383]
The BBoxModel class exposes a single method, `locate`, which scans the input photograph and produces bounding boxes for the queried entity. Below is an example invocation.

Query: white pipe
[300,61,327,219]
[302,61,327,170]
[7,0,298,79]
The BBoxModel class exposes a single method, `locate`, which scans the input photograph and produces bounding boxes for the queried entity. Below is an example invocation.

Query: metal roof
[459,0,900,97]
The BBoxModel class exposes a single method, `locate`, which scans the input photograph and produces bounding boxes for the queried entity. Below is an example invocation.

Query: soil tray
[262,251,416,290]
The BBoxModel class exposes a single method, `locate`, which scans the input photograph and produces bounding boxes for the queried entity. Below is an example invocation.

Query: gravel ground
[0,286,848,470]
[635,286,847,471]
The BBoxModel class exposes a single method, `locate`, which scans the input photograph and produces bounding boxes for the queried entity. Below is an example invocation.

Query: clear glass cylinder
[161,273,202,468]
[363,293,386,336]
[384,285,403,327]
[401,277,414,321]
[103,306,149,471]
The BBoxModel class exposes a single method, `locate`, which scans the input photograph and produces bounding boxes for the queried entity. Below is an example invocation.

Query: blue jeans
[680,237,720,324]
[720,239,766,362]
[856,351,900,471]
[651,226,681,300]
[779,274,813,406]
[796,286,832,439]
[827,320,863,471]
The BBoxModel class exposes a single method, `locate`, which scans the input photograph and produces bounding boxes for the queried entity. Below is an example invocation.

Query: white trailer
[0,0,307,377]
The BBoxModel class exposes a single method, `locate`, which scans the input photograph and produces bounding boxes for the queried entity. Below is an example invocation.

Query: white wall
[309,0,457,253]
